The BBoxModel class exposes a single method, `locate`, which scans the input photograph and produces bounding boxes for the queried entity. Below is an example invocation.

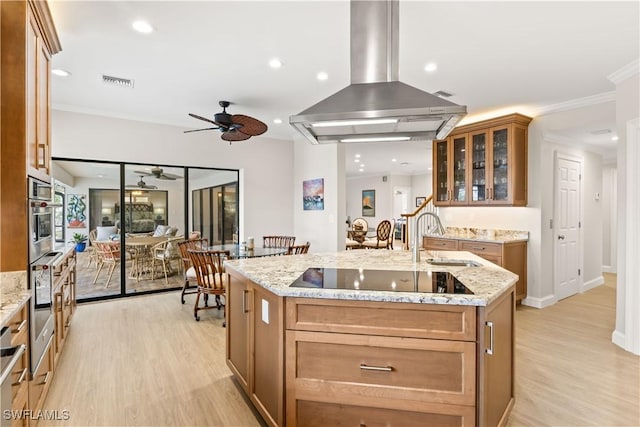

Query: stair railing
[400,195,436,250]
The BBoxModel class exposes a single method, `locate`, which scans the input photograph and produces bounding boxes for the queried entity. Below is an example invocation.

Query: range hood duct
[290,0,467,144]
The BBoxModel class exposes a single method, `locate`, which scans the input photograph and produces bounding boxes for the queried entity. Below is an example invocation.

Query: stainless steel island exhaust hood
[290,0,467,144]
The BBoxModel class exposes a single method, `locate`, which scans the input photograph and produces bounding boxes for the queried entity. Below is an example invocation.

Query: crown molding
[607,59,640,85]
[534,91,616,117]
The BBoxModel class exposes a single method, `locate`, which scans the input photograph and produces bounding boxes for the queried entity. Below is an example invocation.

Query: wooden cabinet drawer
[287,330,476,408]
[30,335,54,412]
[8,305,29,347]
[459,240,502,257]
[286,298,476,341]
[295,400,475,427]
[424,237,459,251]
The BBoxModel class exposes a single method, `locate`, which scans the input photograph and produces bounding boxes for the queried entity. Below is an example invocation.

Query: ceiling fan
[126,176,157,189]
[185,100,268,142]
[133,166,182,180]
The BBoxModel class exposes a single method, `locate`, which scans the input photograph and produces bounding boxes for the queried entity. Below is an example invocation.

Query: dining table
[208,244,288,259]
[125,235,172,280]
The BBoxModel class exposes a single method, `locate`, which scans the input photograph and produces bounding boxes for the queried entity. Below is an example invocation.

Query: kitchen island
[224,250,516,427]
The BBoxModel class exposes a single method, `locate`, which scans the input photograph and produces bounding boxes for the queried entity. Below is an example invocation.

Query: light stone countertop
[0,270,29,328]
[425,227,529,243]
[224,249,517,307]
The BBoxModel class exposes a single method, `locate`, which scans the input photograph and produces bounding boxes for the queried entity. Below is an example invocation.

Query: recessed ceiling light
[424,62,437,72]
[428,167,432,171]
[360,164,365,168]
[355,154,361,158]
[354,159,360,163]
[392,158,397,162]
[273,118,282,124]
[269,58,282,69]
[359,169,364,172]
[612,136,619,141]
[132,20,154,34]
[51,69,71,77]
[317,72,328,81]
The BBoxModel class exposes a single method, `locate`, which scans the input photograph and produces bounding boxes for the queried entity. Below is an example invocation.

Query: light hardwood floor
[41,273,638,426]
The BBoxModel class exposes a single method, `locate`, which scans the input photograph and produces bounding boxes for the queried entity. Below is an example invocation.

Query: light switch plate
[261,299,269,324]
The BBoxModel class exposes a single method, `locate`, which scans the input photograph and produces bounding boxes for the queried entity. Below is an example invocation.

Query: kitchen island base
[226,267,515,427]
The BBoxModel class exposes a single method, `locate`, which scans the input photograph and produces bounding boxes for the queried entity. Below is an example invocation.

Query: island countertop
[224,249,517,306]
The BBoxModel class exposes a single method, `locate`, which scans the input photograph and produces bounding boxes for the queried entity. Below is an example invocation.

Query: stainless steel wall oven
[29,177,54,262]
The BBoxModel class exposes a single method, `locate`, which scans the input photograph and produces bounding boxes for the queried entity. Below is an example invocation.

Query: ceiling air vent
[102,74,134,88]
[433,90,453,98]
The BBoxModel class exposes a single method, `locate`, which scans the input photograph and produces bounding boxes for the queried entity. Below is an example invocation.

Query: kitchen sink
[426,258,481,267]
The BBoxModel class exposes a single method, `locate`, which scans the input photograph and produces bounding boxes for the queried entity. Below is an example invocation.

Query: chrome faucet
[413,212,445,263]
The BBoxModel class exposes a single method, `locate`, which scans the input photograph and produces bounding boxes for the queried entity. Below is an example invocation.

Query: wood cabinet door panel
[226,271,250,392]
[459,240,502,257]
[287,298,475,341]
[289,330,476,407]
[296,400,475,427]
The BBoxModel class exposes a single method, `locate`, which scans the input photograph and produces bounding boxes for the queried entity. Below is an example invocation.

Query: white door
[555,155,582,300]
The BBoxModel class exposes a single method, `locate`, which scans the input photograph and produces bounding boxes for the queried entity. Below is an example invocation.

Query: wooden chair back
[187,249,229,291]
[352,218,368,231]
[263,235,296,249]
[376,220,392,242]
[95,241,120,262]
[177,238,209,271]
[287,242,310,255]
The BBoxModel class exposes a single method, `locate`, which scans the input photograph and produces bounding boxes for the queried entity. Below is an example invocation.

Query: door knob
[558,234,565,240]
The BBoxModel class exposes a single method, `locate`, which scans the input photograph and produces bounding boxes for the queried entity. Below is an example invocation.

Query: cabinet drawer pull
[242,290,249,313]
[486,321,494,355]
[37,143,47,168]
[360,363,393,372]
[13,368,28,386]
[12,319,27,333]
[41,371,51,385]
[472,246,485,251]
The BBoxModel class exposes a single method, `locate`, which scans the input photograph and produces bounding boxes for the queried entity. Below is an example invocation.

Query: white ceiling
[48,1,639,176]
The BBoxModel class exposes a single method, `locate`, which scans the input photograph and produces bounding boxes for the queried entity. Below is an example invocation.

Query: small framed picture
[416,196,426,207]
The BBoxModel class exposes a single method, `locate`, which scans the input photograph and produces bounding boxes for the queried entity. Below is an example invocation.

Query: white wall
[51,110,294,244]
[292,134,344,253]
[602,166,617,272]
[411,173,432,202]
[345,175,392,228]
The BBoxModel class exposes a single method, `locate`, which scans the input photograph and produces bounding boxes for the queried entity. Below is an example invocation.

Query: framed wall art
[362,189,375,217]
[303,178,324,211]
[416,196,427,207]
[67,194,87,228]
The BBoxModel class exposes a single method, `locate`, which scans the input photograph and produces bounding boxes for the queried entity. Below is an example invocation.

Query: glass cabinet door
[434,140,449,202]
[451,135,467,203]
[491,127,509,202]
[470,131,488,203]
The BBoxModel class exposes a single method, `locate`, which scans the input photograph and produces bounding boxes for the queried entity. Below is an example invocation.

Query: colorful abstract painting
[362,189,375,217]
[66,194,87,228]
[303,178,324,211]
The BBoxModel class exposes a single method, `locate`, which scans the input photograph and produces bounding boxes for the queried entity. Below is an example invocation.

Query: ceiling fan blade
[231,114,267,137]
[160,172,183,180]
[188,113,222,126]
[184,127,220,133]
[157,175,176,181]
[133,170,153,176]
[222,129,251,142]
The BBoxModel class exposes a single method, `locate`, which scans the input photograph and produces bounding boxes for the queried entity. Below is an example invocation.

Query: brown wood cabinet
[6,305,30,427]
[53,249,76,360]
[285,293,515,427]
[0,0,61,272]
[433,114,531,207]
[424,237,527,303]
[226,270,285,427]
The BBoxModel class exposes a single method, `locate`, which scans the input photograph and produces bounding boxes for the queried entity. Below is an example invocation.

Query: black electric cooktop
[290,268,473,294]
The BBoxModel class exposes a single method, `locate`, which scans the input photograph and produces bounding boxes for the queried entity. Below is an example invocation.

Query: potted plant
[71,233,88,252]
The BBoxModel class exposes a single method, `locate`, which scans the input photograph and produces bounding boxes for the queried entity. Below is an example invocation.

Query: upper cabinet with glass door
[433,113,531,207]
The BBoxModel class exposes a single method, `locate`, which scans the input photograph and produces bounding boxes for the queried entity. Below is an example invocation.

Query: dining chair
[187,249,229,323]
[263,236,296,249]
[177,238,209,304]
[361,220,392,249]
[86,229,99,268]
[93,241,120,288]
[287,241,310,255]
[150,237,182,285]
[387,218,395,249]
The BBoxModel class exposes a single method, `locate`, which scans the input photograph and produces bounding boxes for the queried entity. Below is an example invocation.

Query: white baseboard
[602,265,616,273]
[612,330,626,349]
[521,294,556,309]
[582,275,604,292]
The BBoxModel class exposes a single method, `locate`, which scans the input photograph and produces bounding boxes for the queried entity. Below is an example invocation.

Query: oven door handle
[0,344,26,386]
